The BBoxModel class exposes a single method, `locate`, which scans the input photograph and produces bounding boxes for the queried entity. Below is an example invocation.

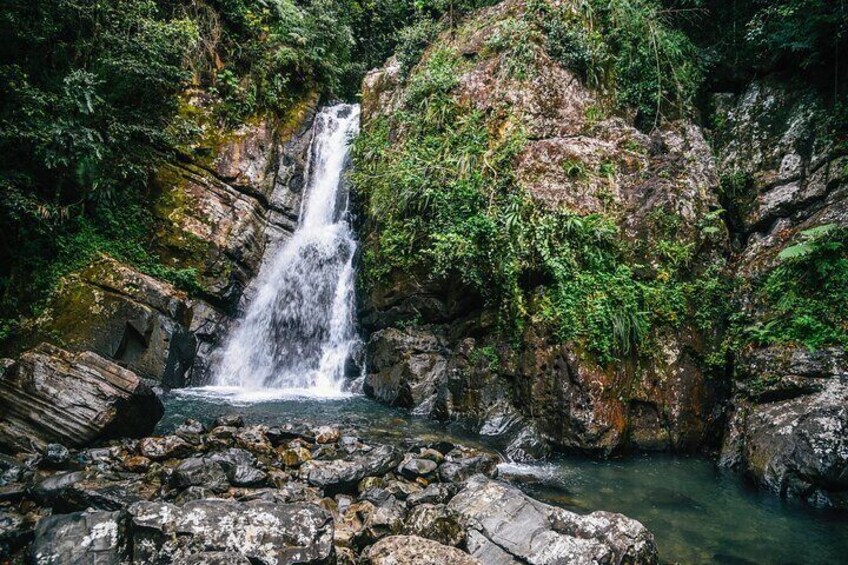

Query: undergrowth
[352,40,726,364]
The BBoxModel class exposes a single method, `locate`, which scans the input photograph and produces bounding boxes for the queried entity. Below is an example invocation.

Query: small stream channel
[159,389,848,565]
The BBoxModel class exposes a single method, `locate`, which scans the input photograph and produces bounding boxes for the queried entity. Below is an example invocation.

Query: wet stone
[42,444,70,468]
[367,535,481,565]
[169,458,230,493]
[399,458,438,479]
[213,414,245,428]
[138,436,194,461]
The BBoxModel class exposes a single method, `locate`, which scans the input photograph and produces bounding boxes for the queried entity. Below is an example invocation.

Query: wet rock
[438,447,499,483]
[235,425,273,454]
[0,344,163,453]
[123,456,151,473]
[448,475,658,565]
[359,487,392,506]
[32,257,196,387]
[169,458,230,493]
[384,479,422,501]
[176,419,206,442]
[305,444,402,496]
[280,446,313,467]
[366,535,481,565]
[174,486,215,504]
[364,328,448,414]
[30,510,129,564]
[0,507,40,557]
[315,426,340,444]
[357,476,387,493]
[418,448,445,464]
[404,503,465,546]
[32,471,85,504]
[399,457,438,479]
[214,414,245,428]
[230,465,268,487]
[407,483,457,506]
[138,436,194,461]
[358,496,407,546]
[207,425,238,448]
[42,444,70,468]
[721,346,848,509]
[176,552,252,565]
[206,447,256,472]
[35,471,150,513]
[505,425,551,463]
[128,499,334,564]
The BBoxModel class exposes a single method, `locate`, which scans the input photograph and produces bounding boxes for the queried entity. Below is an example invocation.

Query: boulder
[304,445,402,496]
[403,503,465,547]
[34,471,150,513]
[30,510,129,565]
[0,344,163,453]
[398,457,438,479]
[438,447,499,484]
[34,256,196,387]
[128,499,334,564]
[364,328,448,412]
[448,475,658,565]
[721,346,848,509]
[169,458,230,493]
[366,535,481,565]
[138,436,195,461]
[358,0,728,456]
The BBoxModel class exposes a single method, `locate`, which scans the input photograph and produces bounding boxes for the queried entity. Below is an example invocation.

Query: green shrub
[528,0,703,127]
[742,224,848,349]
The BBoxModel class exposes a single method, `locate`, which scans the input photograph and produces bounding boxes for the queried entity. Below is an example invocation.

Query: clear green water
[161,388,848,565]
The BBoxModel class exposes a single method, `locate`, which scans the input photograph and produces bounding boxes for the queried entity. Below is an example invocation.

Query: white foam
[174,385,358,405]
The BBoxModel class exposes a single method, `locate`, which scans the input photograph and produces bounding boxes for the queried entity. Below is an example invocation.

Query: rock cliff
[714,81,848,509]
[356,0,728,458]
[15,94,319,388]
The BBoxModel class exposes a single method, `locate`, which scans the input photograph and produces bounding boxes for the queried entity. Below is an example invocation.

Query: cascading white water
[213,104,361,395]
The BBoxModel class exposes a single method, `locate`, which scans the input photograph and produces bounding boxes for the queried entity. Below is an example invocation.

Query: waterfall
[213,104,361,395]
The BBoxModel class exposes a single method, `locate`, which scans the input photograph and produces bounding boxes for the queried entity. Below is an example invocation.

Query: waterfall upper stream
[213,103,361,394]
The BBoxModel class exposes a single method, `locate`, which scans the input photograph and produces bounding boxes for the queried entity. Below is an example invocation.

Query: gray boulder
[169,458,230,493]
[129,499,334,564]
[30,510,128,565]
[366,535,481,565]
[403,503,465,547]
[0,344,163,453]
[438,447,499,484]
[448,475,658,565]
[304,444,402,496]
[721,346,848,509]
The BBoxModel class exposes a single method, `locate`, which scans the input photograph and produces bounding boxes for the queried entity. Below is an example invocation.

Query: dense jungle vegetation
[1,0,846,353]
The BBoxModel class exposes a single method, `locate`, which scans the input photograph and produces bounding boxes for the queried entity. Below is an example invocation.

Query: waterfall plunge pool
[159,389,848,565]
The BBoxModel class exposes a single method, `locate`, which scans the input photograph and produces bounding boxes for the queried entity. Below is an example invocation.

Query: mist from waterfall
[213,104,361,395]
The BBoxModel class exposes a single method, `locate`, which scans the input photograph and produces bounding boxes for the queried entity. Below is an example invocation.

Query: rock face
[34,256,196,388]
[153,93,318,313]
[448,475,658,565]
[0,344,163,453]
[358,0,727,456]
[721,347,848,509]
[713,81,848,508]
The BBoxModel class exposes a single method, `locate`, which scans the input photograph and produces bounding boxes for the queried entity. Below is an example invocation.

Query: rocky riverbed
[0,411,658,564]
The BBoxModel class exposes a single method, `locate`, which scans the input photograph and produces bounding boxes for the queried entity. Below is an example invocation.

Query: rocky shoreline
[0,411,657,564]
